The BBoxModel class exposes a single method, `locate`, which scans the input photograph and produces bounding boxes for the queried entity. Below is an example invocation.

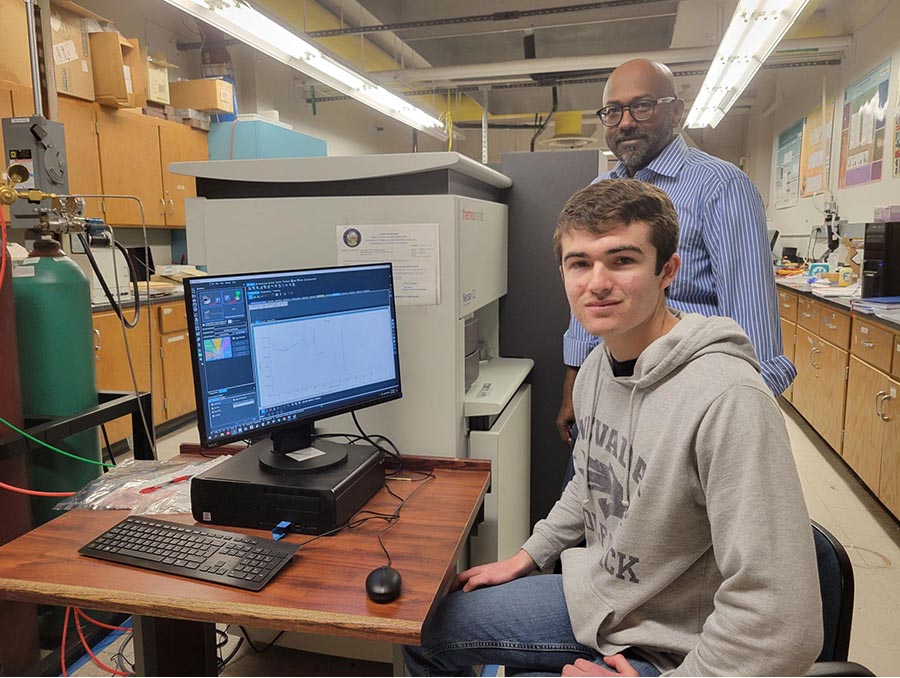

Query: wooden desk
[0,456,490,676]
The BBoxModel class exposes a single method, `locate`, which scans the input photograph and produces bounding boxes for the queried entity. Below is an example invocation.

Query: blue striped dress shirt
[564,135,796,395]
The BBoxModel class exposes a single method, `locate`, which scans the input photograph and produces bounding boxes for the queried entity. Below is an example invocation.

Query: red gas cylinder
[0,249,40,674]
[0,251,32,543]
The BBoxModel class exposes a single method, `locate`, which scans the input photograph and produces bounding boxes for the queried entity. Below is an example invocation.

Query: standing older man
[556,58,793,445]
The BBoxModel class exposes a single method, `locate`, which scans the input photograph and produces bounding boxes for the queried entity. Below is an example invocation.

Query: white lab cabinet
[469,383,532,564]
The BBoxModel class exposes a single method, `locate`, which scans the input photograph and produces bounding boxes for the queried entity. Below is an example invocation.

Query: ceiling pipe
[372,36,852,84]
[530,86,558,152]
[305,0,673,38]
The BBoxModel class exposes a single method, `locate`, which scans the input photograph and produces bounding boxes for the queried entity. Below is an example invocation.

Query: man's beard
[610,112,675,172]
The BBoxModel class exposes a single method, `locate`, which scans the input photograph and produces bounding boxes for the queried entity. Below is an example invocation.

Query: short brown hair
[553,179,679,273]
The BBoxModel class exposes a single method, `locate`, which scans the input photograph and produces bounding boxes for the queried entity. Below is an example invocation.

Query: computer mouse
[365,566,402,603]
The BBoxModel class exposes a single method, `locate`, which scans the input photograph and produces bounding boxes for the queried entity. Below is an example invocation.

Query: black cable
[216,629,229,648]
[289,422,435,567]
[100,423,116,468]
[350,412,402,474]
[219,636,244,671]
[238,627,284,653]
[76,233,141,329]
[530,86,558,152]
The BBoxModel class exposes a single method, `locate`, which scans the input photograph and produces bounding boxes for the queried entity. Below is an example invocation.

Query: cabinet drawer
[797,297,820,332]
[778,290,798,322]
[818,307,851,350]
[893,336,900,379]
[158,301,187,333]
[851,318,894,373]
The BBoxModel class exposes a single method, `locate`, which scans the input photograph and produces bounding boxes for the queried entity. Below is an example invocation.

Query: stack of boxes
[42,0,235,131]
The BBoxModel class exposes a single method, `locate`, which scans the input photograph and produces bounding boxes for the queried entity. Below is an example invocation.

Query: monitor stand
[257,422,348,474]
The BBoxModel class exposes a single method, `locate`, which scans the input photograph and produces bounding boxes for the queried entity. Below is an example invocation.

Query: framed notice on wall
[775,119,803,209]
[799,100,834,197]
[838,59,891,188]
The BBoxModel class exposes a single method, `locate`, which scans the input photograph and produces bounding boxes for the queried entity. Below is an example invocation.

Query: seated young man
[404,179,822,677]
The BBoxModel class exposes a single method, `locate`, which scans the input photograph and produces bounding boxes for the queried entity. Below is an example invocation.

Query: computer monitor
[184,263,402,474]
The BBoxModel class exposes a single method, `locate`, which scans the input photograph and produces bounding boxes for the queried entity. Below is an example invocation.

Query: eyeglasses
[596,97,677,127]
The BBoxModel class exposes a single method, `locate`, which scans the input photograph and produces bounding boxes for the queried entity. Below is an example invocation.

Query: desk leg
[392,644,407,676]
[133,616,217,676]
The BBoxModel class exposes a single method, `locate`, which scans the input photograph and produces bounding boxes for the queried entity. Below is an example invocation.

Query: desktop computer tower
[862,222,900,298]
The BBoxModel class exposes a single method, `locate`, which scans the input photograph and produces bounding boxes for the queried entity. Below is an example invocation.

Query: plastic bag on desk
[54,457,228,515]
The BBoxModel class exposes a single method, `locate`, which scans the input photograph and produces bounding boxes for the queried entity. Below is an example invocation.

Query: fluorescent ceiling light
[685,0,811,128]
[161,0,447,138]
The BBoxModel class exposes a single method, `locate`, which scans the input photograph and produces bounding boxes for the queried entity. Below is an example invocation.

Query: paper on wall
[337,223,440,306]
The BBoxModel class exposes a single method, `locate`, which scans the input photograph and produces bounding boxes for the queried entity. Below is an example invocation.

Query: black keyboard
[79,516,299,591]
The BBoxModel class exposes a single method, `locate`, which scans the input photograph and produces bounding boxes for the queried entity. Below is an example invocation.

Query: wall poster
[893,62,900,176]
[799,99,835,197]
[775,119,803,209]
[838,59,891,188]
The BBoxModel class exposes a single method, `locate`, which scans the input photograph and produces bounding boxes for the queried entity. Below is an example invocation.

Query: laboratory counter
[775,278,900,522]
[775,278,900,332]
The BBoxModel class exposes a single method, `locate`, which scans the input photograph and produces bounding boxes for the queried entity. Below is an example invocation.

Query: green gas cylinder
[12,238,101,525]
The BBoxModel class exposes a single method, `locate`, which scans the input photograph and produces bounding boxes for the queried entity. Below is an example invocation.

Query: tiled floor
[70,405,900,676]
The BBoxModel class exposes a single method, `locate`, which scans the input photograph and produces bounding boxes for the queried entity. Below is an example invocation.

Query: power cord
[238,626,285,653]
[100,423,116,468]
[350,411,403,475]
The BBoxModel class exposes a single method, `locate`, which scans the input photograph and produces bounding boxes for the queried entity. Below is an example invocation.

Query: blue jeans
[402,575,660,677]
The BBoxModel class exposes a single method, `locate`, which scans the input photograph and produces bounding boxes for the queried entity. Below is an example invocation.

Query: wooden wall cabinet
[159,123,206,227]
[56,97,103,219]
[93,299,196,446]
[95,108,207,229]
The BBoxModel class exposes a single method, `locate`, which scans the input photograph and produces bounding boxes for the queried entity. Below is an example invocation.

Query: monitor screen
[184,263,402,459]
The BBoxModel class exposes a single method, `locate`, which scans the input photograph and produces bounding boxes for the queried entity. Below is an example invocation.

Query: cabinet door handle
[168,198,174,215]
[801,312,812,318]
[824,320,837,330]
[159,197,166,215]
[809,347,820,370]
[875,391,887,418]
[880,392,895,422]
[94,328,102,353]
[861,340,876,349]
[782,303,791,309]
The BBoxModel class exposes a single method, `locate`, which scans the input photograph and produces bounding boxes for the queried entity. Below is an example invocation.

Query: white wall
[745,1,900,240]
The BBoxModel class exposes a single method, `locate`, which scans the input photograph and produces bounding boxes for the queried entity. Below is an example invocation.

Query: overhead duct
[373,36,851,85]
[539,111,598,149]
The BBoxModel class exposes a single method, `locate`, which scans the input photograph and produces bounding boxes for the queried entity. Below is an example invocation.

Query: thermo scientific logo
[461,209,484,222]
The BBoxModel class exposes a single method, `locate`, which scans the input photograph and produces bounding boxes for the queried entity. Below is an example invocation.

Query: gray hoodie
[522,312,822,676]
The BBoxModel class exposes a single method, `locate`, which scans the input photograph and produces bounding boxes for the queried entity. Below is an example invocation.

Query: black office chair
[518,521,875,677]
[805,521,873,677]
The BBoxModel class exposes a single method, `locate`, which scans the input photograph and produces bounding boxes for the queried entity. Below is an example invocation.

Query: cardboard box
[50,1,109,101]
[145,53,177,105]
[169,78,234,114]
[174,108,211,130]
[0,0,33,85]
[89,31,146,108]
